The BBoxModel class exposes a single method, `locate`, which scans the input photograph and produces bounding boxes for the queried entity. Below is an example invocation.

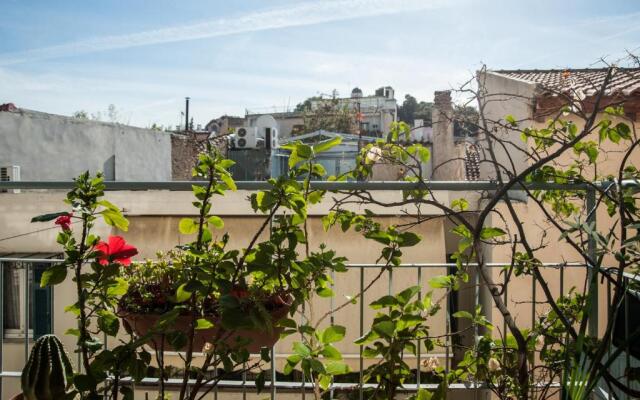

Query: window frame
[0,257,57,339]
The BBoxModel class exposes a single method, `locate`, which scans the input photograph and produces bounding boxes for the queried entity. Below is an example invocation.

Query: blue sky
[1,0,639,128]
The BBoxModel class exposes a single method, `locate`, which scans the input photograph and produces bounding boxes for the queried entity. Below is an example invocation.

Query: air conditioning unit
[235,127,258,149]
[265,127,279,150]
[0,165,21,193]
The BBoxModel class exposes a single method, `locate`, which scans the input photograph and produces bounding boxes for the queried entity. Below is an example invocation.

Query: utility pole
[185,97,190,132]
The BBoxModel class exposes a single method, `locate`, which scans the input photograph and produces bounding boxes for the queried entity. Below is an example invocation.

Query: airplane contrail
[0,0,452,66]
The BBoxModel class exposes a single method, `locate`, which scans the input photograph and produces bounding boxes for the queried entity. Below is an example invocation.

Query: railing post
[587,188,598,337]
[0,261,3,398]
[359,267,364,400]
[24,262,29,363]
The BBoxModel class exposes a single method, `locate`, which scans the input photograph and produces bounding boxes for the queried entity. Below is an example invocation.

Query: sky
[0,0,639,128]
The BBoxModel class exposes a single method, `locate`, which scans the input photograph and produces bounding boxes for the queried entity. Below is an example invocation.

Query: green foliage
[284,322,350,392]
[356,287,438,399]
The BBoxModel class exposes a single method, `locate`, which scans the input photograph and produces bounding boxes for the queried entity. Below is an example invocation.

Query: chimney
[431,90,463,181]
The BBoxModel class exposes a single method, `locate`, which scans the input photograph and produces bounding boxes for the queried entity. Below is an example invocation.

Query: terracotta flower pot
[121,296,291,353]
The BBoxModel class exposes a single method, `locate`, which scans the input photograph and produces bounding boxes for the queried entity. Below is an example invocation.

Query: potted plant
[117,249,294,352]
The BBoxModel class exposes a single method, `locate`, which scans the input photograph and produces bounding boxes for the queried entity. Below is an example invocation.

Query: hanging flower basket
[120,294,291,353]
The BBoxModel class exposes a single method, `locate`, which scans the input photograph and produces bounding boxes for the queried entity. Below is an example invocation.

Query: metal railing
[0,258,595,399]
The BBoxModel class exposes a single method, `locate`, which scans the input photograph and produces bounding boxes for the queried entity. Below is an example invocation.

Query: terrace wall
[0,109,172,181]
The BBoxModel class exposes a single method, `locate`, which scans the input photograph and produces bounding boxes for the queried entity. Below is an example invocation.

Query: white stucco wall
[0,109,172,181]
[476,71,537,181]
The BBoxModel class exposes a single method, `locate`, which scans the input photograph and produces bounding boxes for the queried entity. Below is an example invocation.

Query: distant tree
[398,94,418,123]
[398,94,433,126]
[414,101,433,126]
[453,105,480,136]
[294,96,322,112]
[107,104,119,123]
[300,98,357,135]
[72,110,89,120]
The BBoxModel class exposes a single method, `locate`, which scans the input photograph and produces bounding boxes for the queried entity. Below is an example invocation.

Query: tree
[296,97,357,135]
[398,94,433,126]
[72,110,89,120]
[295,96,322,112]
[334,63,640,399]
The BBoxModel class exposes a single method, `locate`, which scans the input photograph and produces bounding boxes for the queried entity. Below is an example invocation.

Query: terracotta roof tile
[492,68,640,97]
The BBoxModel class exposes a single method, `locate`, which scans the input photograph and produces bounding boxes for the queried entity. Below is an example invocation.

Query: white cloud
[0,0,454,66]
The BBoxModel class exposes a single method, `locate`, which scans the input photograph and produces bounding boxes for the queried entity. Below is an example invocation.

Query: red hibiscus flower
[94,235,138,266]
[54,213,72,231]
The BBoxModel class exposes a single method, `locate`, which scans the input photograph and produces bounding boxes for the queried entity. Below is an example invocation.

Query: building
[0,107,173,182]
[308,86,398,138]
[243,86,398,140]
[474,68,640,396]
[204,115,245,135]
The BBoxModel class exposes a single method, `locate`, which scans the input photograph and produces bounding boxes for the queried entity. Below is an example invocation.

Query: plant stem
[179,169,215,400]
[76,214,96,395]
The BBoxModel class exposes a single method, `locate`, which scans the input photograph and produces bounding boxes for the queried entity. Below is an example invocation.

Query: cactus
[21,334,74,400]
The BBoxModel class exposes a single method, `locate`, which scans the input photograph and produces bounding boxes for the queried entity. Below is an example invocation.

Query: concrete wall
[476,71,537,181]
[431,91,467,181]
[0,109,172,181]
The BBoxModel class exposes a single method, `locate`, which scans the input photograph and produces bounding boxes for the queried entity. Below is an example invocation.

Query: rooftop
[492,67,640,97]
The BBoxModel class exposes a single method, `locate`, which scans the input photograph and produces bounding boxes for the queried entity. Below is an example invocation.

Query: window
[1,256,55,339]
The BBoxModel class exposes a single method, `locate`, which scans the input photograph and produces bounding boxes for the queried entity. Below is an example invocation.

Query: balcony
[0,179,638,399]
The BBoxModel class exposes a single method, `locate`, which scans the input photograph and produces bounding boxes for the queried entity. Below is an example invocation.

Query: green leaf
[208,215,224,229]
[107,277,129,296]
[293,342,311,357]
[101,209,129,231]
[98,199,120,212]
[313,136,342,153]
[480,227,506,240]
[319,374,332,390]
[452,311,473,320]
[40,264,67,287]
[451,198,469,211]
[365,231,392,245]
[320,344,342,360]
[175,283,192,303]
[64,304,80,316]
[372,320,395,338]
[98,310,120,336]
[354,330,379,345]
[195,318,214,330]
[325,361,350,375]
[428,275,453,289]
[396,286,421,305]
[179,218,198,235]
[31,212,70,223]
[505,114,517,126]
[370,295,399,309]
[316,287,334,298]
[322,325,346,344]
[221,173,237,191]
[65,328,80,337]
[398,232,421,247]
